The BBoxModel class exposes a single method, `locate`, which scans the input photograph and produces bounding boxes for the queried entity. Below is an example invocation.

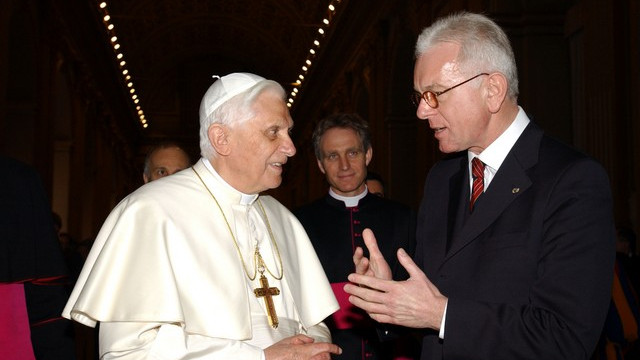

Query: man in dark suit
[344,12,615,360]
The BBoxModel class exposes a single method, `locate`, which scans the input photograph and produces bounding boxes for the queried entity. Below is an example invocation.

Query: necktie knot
[470,157,485,212]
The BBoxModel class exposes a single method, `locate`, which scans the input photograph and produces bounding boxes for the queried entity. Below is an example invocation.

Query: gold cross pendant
[254,273,280,328]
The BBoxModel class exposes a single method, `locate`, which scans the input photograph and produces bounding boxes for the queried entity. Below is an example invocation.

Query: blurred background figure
[0,156,75,359]
[616,226,639,291]
[142,141,191,183]
[591,226,640,360]
[366,171,386,198]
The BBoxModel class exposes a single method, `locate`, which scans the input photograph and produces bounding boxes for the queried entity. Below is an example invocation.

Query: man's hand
[264,334,342,360]
[353,228,392,280]
[345,245,448,330]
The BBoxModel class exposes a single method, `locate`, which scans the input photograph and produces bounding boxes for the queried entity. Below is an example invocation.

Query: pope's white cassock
[63,158,339,359]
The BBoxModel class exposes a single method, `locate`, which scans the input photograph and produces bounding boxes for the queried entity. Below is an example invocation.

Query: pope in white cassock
[63,73,342,359]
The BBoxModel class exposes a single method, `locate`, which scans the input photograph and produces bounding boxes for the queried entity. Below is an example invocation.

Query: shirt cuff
[438,300,448,339]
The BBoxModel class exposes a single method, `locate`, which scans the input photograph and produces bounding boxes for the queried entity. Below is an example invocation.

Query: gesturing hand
[353,228,392,280]
[345,246,448,330]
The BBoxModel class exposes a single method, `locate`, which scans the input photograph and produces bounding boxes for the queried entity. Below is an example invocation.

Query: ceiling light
[288,1,341,108]
[97,1,149,128]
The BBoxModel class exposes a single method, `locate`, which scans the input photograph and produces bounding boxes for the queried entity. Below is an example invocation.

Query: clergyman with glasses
[345,12,615,360]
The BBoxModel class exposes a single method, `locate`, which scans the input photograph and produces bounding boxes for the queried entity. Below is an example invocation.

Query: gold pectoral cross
[254,273,280,328]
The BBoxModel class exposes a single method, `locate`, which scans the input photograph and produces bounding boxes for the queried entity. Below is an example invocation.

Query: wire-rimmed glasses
[411,73,489,108]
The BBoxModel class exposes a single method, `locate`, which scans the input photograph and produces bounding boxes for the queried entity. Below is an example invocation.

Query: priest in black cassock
[294,113,419,360]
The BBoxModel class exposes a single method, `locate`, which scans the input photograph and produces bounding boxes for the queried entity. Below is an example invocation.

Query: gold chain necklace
[192,167,283,281]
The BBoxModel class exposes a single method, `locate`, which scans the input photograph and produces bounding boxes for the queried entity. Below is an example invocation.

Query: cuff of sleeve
[438,300,448,339]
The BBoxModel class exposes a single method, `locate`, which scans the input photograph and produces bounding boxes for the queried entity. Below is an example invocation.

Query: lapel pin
[512,188,520,194]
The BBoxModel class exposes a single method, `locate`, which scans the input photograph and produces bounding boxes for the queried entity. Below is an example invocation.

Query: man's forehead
[153,147,185,157]
[321,133,365,152]
[151,147,188,163]
[254,113,293,127]
[421,41,461,62]
[415,42,462,84]
[236,113,292,134]
[251,92,292,123]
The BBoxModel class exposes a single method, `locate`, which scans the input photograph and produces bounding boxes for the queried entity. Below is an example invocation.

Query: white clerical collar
[329,187,368,207]
[468,106,530,172]
[202,158,258,205]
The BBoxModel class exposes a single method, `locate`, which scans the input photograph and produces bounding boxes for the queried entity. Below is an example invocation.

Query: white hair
[415,12,519,100]
[199,80,286,159]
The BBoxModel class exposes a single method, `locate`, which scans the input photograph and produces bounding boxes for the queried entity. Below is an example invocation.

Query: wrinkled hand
[264,334,342,360]
[353,228,392,280]
[345,247,447,330]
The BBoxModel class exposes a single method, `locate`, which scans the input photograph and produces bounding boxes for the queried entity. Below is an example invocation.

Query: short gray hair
[415,12,519,100]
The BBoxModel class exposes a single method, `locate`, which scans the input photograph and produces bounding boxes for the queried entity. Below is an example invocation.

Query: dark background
[1,0,638,250]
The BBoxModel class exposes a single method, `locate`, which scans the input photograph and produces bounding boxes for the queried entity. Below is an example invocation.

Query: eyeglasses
[411,73,489,109]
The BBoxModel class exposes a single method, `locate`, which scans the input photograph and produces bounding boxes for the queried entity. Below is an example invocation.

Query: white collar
[202,158,258,205]
[329,187,368,207]
[468,106,530,171]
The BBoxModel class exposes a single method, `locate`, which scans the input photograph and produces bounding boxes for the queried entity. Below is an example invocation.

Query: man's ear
[316,158,326,174]
[208,124,231,156]
[365,147,373,166]
[485,72,508,113]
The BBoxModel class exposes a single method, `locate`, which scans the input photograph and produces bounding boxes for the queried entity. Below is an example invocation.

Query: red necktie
[470,157,485,212]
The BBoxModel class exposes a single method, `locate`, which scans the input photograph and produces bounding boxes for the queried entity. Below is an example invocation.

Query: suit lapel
[443,123,541,262]
[445,158,467,253]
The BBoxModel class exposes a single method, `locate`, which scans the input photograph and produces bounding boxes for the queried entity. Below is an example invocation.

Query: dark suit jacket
[415,122,615,360]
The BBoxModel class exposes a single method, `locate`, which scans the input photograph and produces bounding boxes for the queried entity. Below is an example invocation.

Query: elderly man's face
[413,42,491,154]
[225,91,296,194]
